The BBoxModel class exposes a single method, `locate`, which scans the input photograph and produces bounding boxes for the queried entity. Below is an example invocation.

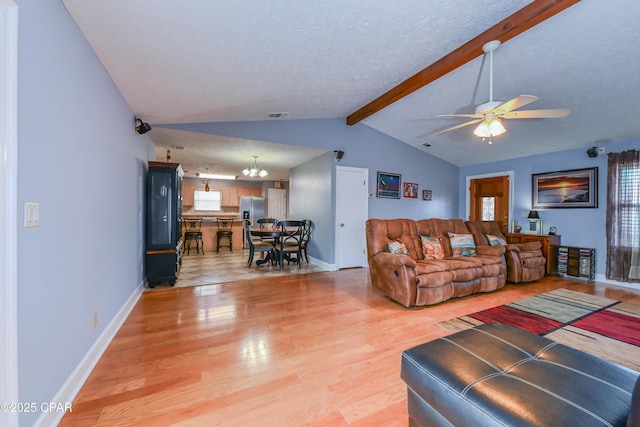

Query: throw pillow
[420,235,445,260]
[486,234,507,246]
[448,232,477,257]
[387,240,410,256]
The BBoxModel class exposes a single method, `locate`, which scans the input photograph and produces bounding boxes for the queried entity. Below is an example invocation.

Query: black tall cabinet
[145,161,183,287]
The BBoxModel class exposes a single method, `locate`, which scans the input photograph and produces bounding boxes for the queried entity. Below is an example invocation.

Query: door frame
[465,170,514,228]
[335,166,368,269]
[1,1,19,425]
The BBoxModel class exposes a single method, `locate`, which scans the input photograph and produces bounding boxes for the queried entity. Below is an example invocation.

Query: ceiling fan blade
[502,108,571,119]
[436,118,483,135]
[494,95,538,114]
[436,113,482,119]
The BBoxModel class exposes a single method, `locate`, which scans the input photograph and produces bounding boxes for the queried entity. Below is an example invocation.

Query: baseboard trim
[594,273,640,291]
[34,281,144,427]
[309,256,337,271]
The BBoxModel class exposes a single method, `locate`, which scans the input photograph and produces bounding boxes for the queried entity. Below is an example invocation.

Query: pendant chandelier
[242,155,268,178]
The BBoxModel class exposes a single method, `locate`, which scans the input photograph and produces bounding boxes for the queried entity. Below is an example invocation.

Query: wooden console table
[504,233,561,275]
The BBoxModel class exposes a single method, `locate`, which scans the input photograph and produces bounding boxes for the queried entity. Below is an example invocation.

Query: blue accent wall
[16,1,151,424]
[459,138,640,279]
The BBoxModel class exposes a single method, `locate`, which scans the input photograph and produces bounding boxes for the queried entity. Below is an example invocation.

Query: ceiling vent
[268,112,289,118]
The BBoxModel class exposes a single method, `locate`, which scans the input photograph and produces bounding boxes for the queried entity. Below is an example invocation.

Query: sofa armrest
[506,241,542,253]
[369,252,417,269]
[516,241,543,252]
[505,243,521,253]
[476,246,505,257]
[368,252,418,307]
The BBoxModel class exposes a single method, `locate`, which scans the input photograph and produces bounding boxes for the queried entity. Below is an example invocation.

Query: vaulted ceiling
[62,0,640,178]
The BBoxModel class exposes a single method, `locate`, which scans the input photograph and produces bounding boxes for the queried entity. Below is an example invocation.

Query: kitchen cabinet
[221,187,239,206]
[182,183,195,206]
[146,161,183,287]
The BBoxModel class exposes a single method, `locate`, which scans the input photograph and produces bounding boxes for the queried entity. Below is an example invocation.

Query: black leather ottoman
[401,322,640,427]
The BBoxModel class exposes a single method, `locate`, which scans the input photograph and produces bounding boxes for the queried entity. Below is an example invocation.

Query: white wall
[16,1,152,424]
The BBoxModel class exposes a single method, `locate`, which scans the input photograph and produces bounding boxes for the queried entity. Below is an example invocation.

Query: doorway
[466,172,513,235]
[336,166,368,269]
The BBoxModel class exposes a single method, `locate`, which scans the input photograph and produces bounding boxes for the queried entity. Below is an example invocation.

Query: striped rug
[437,288,640,371]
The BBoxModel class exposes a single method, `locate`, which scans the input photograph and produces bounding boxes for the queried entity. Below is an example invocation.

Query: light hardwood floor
[59,270,640,426]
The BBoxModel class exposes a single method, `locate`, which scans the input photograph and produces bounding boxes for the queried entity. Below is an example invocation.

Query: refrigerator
[240,196,265,249]
[240,196,266,225]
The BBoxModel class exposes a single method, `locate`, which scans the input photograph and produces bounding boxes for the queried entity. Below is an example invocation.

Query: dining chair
[183,218,204,255]
[275,220,305,270]
[244,220,273,267]
[216,218,234,253]
[256,218,277,228]
[299,219,312,263]
[256,218,277,244]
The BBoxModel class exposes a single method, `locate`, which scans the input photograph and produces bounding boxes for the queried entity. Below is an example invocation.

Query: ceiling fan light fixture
[473,118,506,138]
[488,118,506,136]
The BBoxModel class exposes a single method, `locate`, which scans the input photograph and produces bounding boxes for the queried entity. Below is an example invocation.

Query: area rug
[436,288,640,371]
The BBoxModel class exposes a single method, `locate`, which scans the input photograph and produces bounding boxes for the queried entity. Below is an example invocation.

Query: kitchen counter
[184,216,241,222]
[182,217,244,253]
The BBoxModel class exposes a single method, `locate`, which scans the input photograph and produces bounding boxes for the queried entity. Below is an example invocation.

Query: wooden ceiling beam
[346,0,581,126]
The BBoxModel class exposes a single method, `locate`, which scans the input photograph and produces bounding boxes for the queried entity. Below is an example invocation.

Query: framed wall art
[422,189,432,201]
[376,171,401,199]
[532,167,598,209]
[403,182,418,198]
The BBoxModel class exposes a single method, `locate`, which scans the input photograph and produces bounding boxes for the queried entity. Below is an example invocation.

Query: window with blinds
[620,165,640,248]
[194,189,221,211]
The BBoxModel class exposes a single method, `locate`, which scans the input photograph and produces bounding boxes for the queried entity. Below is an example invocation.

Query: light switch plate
[24,202,40,228]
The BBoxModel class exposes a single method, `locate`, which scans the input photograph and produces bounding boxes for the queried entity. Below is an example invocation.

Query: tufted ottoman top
[401,322,640,426]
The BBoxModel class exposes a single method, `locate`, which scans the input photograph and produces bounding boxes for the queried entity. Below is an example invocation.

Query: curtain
[606,149,640,282]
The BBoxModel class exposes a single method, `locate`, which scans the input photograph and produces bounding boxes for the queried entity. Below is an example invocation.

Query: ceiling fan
[436,40,571,143]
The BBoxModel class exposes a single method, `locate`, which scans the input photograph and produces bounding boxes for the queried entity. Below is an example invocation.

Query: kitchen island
[182,216,244,253]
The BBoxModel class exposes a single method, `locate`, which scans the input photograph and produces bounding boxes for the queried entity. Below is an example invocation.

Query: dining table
[249,226,303,266]
[249,228,284,265]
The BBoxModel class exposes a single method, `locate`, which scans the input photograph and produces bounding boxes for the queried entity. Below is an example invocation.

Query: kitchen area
[181,177,288,253]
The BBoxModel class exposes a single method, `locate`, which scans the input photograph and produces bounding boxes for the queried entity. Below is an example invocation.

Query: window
[194,189,221,211]
[619,165,640,247]
[606,149,640,282]
[481,197,495,221]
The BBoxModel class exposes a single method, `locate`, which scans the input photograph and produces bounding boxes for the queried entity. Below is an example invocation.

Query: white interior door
[336,166,368,268]
[267,188,287,220]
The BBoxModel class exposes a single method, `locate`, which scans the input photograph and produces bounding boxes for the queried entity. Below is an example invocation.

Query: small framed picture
[403,182,418,198]
[422,190,432,201]
[377,172,401,199]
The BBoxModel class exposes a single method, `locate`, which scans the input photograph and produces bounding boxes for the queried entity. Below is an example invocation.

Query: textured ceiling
[62,0,640,176]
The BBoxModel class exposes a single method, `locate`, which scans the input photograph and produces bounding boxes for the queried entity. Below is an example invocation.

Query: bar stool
[216,218,234,253]
[183,218,204,255]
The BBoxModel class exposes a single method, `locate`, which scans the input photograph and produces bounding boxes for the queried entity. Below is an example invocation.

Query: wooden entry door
[469,175,510,234]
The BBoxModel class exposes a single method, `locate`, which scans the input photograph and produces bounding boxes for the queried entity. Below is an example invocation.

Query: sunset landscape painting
[532,167,598,208]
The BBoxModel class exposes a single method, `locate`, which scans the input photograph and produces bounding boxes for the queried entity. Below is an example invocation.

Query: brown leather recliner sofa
[465,220,547,283]
[366,218,506,307]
